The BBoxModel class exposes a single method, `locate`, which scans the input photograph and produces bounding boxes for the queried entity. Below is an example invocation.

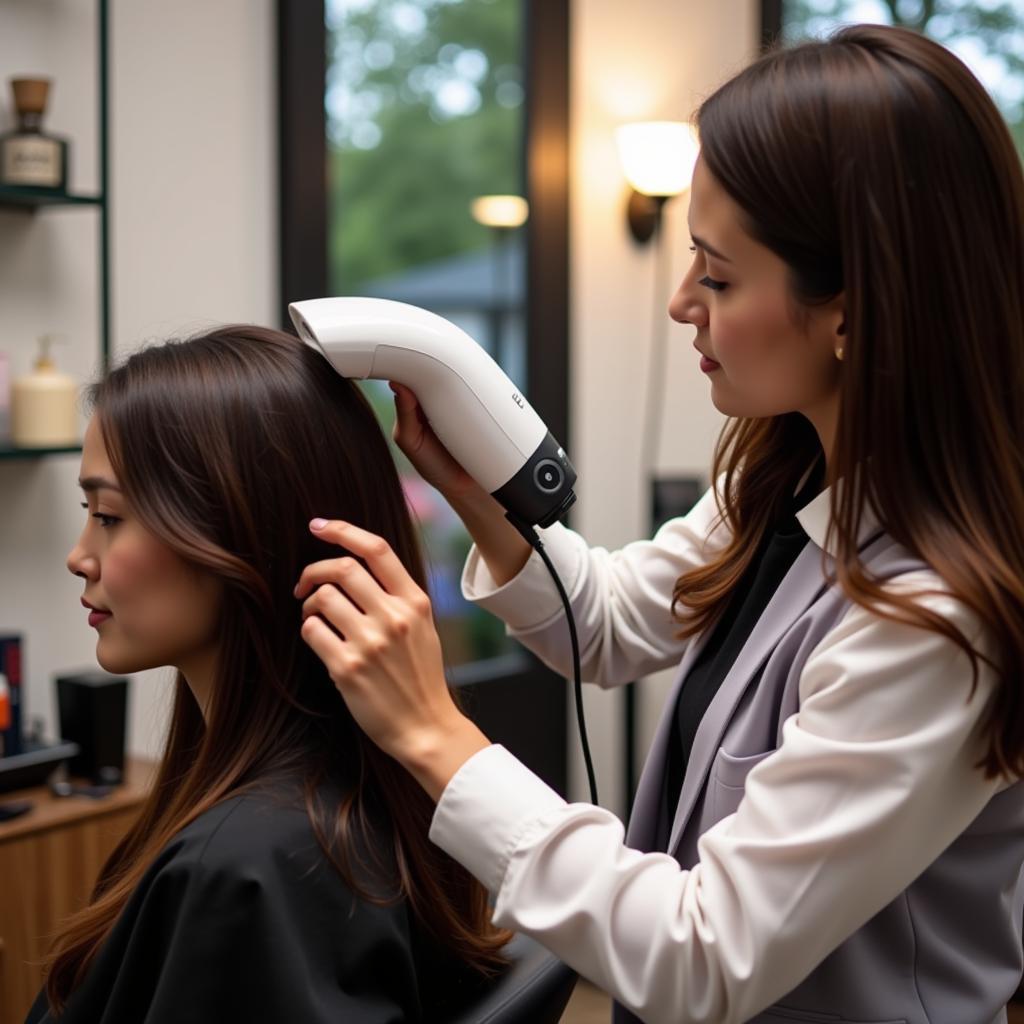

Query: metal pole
[98,0,110,371]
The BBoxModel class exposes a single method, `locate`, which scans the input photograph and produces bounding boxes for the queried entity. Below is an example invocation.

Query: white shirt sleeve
[459,477,733,687]
[430,578,1004,1024]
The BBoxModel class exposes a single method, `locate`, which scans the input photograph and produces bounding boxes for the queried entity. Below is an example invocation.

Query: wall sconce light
[614,121,699,244]
[470,194,529,229]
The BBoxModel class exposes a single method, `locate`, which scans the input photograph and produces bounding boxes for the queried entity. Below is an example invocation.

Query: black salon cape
[26,782,486,1023]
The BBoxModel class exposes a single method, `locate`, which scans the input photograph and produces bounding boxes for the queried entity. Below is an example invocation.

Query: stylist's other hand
[388,381,486,502]
[295,518,490,800]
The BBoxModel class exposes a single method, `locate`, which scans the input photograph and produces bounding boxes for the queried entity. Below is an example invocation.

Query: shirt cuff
[429,744,567,894]
[459,520,583,633]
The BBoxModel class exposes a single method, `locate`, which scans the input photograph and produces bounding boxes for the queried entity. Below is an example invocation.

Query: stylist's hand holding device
[295,518,490,800]
[388,381,480,500]
[390,381,534,587]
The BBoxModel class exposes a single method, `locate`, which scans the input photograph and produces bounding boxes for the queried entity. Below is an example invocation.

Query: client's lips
[81,597,112,614]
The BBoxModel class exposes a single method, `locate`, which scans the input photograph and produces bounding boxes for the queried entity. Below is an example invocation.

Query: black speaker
[55,670,129,783]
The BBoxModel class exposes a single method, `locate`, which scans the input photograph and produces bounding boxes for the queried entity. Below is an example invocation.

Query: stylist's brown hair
[44,326,510,1012]
[671,24,1024,779]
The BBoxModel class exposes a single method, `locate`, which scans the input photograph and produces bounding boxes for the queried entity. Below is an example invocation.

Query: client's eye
[80,503,121,528]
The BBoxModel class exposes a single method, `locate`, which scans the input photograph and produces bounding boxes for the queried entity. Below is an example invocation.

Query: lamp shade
[615,121,699,197]
[471,194,529,228]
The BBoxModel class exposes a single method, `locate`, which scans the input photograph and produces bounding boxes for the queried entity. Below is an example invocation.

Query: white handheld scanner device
[288,297,577,529]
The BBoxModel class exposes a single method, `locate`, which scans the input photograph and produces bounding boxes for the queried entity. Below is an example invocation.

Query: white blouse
[428,480,1004,1024]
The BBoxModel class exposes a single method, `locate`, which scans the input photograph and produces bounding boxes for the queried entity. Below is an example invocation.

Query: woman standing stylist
[295,24,1024,1024]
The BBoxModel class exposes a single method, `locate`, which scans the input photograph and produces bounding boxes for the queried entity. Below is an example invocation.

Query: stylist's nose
[669,268,708,330]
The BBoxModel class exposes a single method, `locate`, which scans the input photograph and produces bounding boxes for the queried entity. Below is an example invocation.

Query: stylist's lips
[695,345,721,373]
[82,597,112,627]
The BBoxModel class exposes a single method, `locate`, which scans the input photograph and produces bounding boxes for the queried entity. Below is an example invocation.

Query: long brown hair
[45,326,509,1012]
[671,24,1024,778]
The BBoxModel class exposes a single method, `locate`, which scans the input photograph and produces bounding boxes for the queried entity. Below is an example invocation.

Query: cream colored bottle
[11,335,79,447]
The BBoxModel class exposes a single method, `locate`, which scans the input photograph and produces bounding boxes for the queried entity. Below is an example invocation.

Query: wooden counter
[0,758,156,1024]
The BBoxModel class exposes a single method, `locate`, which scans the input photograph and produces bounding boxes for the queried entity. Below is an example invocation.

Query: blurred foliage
[782,0,1024,153]
[326,0,523,293]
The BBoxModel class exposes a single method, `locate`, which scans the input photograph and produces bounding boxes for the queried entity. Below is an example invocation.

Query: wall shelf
[0,185,103,209]
[1,0,110,456]
[0,444,83,461]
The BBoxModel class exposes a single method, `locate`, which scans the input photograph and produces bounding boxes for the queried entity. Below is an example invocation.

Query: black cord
[505,512,599,806]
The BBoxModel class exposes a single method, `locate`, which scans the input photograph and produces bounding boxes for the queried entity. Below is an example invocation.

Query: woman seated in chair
[28,325,510,1023]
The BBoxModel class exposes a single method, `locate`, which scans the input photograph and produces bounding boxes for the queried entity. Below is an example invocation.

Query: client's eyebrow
[690,232,733,264]
[79,476,122,493]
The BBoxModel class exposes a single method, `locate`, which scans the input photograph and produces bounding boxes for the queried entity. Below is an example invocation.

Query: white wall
[0,0,276,760]
[567,0,759,812]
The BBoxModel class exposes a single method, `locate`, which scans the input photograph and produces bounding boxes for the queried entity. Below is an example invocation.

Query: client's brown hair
[45,325,510,1012]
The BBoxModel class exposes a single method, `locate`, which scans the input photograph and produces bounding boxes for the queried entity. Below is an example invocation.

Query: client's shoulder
[176,783,316,867]
[154,776,376,898]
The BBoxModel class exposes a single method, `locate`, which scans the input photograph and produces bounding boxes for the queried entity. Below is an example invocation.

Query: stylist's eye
[80,503,121,528]
[698,275,728,292]
[689,245,729,292]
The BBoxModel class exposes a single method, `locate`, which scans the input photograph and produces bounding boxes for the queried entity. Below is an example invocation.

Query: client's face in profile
[66,417,224,699]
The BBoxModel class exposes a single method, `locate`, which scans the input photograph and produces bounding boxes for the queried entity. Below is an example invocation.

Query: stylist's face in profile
[67,416,223,694]
[669,154,844,424]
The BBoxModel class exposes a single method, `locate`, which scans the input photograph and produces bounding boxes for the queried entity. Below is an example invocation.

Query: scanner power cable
[505,512,599,807]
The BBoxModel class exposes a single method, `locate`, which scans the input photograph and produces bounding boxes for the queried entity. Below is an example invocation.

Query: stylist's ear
[825,291,846,359]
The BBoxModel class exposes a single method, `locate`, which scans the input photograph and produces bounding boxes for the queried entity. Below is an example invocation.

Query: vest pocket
[709,748,772,821]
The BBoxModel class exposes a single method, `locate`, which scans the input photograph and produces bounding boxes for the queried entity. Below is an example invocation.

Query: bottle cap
[10,78,51,117]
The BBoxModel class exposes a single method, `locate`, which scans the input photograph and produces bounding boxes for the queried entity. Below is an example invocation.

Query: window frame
[761,0,783,48]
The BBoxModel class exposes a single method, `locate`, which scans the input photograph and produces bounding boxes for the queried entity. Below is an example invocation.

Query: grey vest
[614,531,1024,1024]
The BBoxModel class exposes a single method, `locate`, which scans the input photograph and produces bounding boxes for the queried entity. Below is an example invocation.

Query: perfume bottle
[0,78,69,190]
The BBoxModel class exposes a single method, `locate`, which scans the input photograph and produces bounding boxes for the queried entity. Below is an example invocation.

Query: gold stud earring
[835,345,844,361]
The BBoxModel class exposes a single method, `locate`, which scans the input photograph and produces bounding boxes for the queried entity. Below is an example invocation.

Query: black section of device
[55,670,128,783]
[493,431,577,528]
